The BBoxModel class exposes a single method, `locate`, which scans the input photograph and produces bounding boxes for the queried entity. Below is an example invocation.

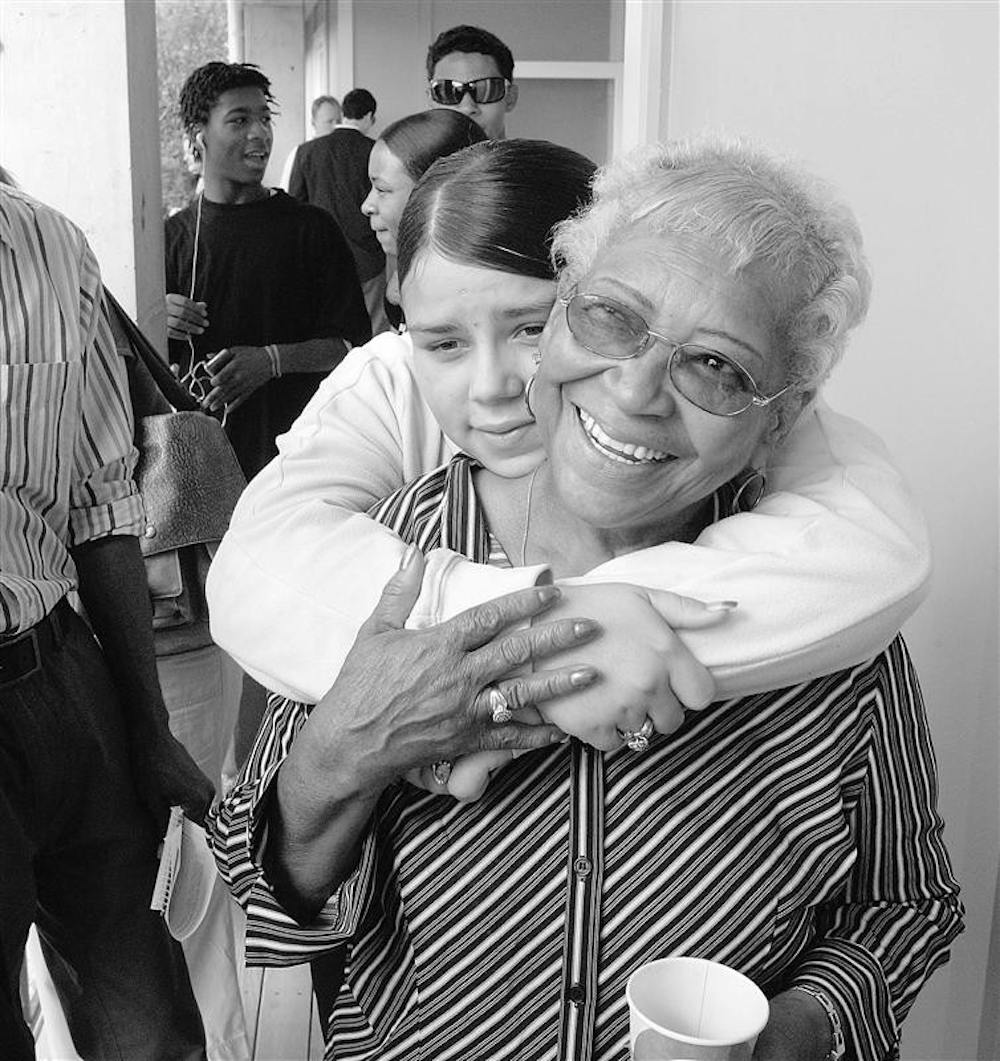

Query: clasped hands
[295,549,733,812]
[166,293,273,413]
[432,579,732,800]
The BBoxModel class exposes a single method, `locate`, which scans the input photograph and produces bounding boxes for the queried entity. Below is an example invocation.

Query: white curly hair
[551,136,871,406]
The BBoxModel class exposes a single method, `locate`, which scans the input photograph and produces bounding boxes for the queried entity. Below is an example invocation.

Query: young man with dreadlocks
[162,63,369,1057]
[165,62,371,480]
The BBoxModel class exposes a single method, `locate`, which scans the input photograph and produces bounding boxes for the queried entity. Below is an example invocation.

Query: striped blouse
[0,186,143,633]
[209,455,962,1061]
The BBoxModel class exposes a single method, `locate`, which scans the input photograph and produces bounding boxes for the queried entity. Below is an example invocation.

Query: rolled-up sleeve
[68,270,143,545]
[786,639,963,1060]
[207,694,378,967]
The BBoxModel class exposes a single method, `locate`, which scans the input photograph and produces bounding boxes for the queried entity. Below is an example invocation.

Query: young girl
[206,140,929,793]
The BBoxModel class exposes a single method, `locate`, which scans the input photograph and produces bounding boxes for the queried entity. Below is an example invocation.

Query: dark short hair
[310,95,341,121]
[426,25,514,81]
[380,111,487,183]
[342,88,377,120]
[397,139,596,286]
[179,62,274,135]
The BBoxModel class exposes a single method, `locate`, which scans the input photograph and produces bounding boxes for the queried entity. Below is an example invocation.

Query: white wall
[664,3,998,1058]
[0,0,166,342]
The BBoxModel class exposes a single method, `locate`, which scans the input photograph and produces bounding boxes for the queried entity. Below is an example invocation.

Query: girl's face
[361,141,416,256]
[401,250,554,478]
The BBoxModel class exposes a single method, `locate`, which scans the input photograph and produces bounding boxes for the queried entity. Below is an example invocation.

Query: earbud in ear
[195,131,206,150]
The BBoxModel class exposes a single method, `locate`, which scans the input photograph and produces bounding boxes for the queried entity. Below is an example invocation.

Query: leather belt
[0,598,73,687]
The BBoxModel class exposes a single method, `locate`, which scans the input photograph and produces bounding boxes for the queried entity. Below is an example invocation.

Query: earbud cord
[185,192,204,371]
[189,191,203,303]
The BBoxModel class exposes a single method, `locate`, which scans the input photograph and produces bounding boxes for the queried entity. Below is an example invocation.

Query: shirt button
[567,984,586,1006]
[573,856,592,878]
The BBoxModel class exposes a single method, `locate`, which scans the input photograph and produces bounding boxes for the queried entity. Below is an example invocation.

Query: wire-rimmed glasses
[561,292,789,417]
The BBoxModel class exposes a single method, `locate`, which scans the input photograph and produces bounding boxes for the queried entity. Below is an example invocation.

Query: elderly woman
[210,138,961,1061]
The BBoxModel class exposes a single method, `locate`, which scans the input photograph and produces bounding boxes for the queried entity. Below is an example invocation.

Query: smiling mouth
[578,408,673,465]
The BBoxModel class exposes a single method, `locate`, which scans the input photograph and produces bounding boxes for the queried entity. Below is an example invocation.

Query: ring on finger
[487,685,513,724]
[615,716,655,753]
[431,760,453,786]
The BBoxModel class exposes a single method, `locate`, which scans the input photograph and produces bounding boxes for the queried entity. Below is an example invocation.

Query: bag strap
[105,289,201,414]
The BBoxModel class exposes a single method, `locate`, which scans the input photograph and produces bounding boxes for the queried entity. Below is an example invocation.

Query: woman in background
[361,109,486,327]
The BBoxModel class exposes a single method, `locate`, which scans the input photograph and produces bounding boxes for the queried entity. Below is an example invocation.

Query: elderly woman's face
[534,232,783,539]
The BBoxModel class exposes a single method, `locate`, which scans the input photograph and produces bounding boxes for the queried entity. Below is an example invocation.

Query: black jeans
[0,601,205,1060]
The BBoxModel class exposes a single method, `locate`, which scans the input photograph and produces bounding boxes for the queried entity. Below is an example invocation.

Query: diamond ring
[431,760,453,786]
[616,716,655,753]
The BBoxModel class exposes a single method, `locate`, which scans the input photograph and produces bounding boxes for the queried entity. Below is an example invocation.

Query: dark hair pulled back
[380,111,487,183]
[397,139,596,286]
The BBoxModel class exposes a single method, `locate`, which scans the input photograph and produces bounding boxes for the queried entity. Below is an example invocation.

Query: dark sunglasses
[428,76,508,106]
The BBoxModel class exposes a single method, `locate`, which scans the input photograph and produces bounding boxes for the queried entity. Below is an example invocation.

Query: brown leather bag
[107,291,246,656]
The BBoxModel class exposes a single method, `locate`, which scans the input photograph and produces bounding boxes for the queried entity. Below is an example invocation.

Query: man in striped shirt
[0,184,210,1059]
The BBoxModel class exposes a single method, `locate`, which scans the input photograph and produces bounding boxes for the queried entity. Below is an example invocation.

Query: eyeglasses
[428,76,509,106]
[561,293,789,417]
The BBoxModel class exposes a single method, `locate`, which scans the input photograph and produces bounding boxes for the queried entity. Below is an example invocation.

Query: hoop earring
[523,373,537,420]
[729,468,766,515]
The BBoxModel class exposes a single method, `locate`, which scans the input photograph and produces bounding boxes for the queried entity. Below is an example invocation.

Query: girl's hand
[530,583,732,751]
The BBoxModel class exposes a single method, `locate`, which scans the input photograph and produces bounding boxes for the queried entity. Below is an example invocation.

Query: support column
[617,0,671,155]
[239,0,306,189]
[0,0,167,348]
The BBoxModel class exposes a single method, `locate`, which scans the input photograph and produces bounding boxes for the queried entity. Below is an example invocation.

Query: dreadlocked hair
[179,62,275,135]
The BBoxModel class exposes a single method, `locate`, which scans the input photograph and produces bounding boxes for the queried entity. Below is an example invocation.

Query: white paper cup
[626,956,769,1060]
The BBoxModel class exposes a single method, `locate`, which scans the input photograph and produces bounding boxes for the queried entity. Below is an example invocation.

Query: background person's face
[428,51,514,139]
[361,141,415,256]
[403,251,553,478]
[535,232,782,541]
[200,86,273,187]
[312,101,340,135]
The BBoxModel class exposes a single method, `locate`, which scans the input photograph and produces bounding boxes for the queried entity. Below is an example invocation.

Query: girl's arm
[207,333,929,703]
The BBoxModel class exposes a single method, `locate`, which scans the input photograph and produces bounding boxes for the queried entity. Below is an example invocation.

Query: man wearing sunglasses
[426,25,518,139]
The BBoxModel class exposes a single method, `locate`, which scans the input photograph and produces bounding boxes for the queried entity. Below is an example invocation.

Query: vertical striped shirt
[209,455,962,1061]
[0,186,143,634]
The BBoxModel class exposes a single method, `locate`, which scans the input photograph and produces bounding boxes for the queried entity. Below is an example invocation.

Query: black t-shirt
[165,190,371,477]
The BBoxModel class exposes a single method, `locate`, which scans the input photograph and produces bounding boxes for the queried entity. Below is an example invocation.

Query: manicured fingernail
[570,667,597,687]
[706,600,739,612]
[536,585,561,603]
[399,543,418,570]
[549,728,569,743]
[573,619,599,637]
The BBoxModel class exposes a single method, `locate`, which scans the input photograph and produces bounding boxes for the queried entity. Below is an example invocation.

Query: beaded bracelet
[265,343,281,378]
[791,985,846,1061]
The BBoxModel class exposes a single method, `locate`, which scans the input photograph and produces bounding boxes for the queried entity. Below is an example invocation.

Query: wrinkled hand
[128,719,215,831]
[752,990,832,1061]
[165,293,208,340]
[202,345,273,413]
[293,549,602,803]
[531,582,730,751]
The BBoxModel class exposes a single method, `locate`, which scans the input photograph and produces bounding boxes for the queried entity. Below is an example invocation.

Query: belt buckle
[0,627,41,685]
